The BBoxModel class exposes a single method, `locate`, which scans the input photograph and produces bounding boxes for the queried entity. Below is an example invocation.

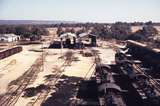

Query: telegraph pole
[42,41,44,72]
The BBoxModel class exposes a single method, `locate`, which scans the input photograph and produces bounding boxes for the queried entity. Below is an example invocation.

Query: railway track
[83,48,101,80]
[0,48,102,106]
[119,52,160,94]
[117,50,160,93]
[133,63,160,93]
[26,50,73,106]
[0,54,46,106]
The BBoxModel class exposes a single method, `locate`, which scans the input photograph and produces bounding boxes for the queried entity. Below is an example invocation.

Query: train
[0,46,22,60]
[126,40,160,70]
[76,40,160,106]
[115,46,160,106]
[95,64,127,106]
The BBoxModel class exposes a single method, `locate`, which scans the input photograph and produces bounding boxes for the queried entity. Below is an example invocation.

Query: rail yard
[0,29,160,106]
[0,0,160,105]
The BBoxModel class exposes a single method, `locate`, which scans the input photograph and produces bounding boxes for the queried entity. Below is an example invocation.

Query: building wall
[0,34,20,42]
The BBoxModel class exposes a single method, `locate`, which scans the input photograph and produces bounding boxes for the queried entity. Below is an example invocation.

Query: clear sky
[0,0,160,23]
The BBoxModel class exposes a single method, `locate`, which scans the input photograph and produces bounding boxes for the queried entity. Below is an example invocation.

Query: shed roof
[78,33,97,38]
[60,32,76,39]
[0,34,19,38]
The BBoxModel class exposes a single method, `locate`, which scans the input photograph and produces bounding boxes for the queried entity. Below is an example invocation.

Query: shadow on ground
[42,75,83,106]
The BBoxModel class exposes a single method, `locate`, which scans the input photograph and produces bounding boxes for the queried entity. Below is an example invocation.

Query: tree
[57,27,64,36]
[15,26,32,38]
[110,22,132,40]
[142,25,158,37]
[90,24,111,39]
[0,26,7,34]
[127,30,144,41]
[70,28,75,33]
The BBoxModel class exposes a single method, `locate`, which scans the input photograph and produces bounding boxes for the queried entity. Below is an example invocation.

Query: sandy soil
[0,44,42,94]
[131,26,160,34]
[154,26,160,34]
[14,48,64,106]
[131,26,143,33]
[12,45,115,106]
[0,37,116,106]
[95,47,116,64]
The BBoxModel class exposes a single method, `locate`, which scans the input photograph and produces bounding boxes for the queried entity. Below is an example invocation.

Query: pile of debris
[23,84,49,97]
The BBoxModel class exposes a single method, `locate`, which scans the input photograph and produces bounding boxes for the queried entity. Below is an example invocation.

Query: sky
[0,0,160,23]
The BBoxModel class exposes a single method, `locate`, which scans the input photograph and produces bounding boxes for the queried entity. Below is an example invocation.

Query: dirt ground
[131,26,160,34]
[0,44,42,94]
[0,44,116,106]
[0,29,116,106]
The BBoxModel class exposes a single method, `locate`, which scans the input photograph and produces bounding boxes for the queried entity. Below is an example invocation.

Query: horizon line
[0,19,160,24]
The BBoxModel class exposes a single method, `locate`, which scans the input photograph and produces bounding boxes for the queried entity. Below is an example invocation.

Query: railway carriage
[0,46,22,60]
[127,40,160,70]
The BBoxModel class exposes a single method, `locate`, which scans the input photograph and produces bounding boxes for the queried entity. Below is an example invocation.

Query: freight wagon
[0,46,22,60]
[127,40,160,70]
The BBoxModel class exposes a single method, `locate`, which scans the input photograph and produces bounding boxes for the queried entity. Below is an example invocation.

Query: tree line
[0,21,159,42]
[56,21,158,41]
[0,25,49,40]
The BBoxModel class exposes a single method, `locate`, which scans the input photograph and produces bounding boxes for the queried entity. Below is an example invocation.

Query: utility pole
[42,41,44,72]
[61,38,63,57]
